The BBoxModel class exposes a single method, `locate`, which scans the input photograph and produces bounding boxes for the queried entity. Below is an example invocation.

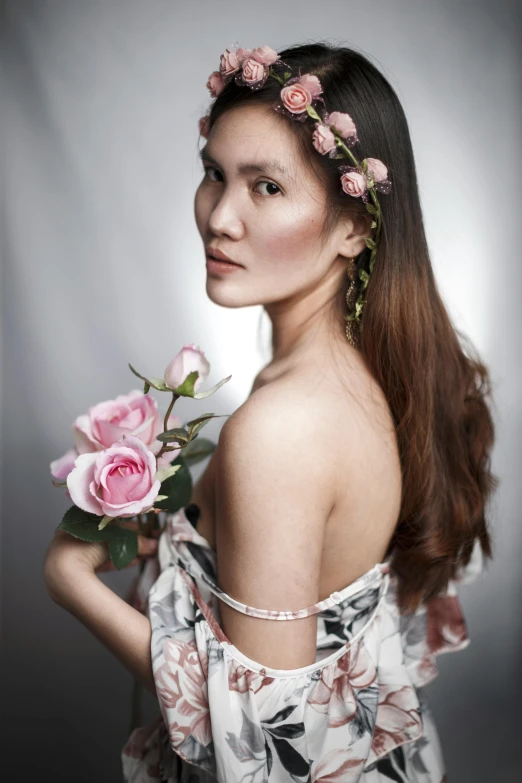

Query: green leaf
[154,494,168,502]
[128,363,172,392]
[148,376,172,392]
[365,237,376,250]
[186,412,225,438]
[181,437,216,467]
[371,220,377,229]
[156,427,190,445]
[305,104,321,122]
[109,534,138,570]
[153,456,193,513]
[359,269,370,283]
[59,506,113,542]
[154,463,181,484]
[283,71,292,79]
[185,412,216,428]
[58,505,139,570]
[193,374,232,400]
[365,203,377,215]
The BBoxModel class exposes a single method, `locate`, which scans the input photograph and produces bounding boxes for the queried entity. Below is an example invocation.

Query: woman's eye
[202,166,280,196]
[204,165,223,182]
[255,181,281,196]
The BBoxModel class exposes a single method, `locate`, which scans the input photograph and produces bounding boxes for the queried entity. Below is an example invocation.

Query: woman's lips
[206,254,243,274]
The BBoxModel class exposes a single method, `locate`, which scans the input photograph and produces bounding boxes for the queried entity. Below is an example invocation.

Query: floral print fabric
[122,505,482,782]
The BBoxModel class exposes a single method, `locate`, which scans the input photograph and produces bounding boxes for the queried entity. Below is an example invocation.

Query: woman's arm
[214,386,337,670]
[44,528,158,696]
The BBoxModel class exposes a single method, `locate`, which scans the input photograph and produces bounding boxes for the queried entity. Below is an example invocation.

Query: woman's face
[194,103,360,309]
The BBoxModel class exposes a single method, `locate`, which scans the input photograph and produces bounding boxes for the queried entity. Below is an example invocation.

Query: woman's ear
[336,212,372,260]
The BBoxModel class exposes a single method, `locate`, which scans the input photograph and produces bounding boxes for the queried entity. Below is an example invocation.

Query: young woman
[44,42,498,782]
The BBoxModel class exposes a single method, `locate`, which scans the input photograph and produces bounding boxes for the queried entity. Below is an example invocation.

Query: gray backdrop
[1,1,521,780]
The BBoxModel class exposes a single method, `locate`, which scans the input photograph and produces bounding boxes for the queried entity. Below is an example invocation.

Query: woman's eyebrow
[199,147,289,177]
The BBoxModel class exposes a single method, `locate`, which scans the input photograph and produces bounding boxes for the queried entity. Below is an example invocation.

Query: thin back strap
[177,554,390,621]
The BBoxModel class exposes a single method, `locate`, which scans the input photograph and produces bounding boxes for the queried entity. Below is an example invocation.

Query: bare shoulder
[216,374,337,525]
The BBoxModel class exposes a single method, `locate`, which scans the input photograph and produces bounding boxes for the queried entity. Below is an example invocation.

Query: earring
[345,257,361,349]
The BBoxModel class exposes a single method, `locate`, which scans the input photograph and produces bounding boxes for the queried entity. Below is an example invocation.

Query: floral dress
[121,503,482,783]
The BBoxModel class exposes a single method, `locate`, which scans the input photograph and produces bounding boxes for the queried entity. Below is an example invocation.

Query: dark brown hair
[204,42,499,612]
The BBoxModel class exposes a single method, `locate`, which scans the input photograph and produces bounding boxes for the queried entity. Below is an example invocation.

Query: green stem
[268,67,285,86]
[163,392,179,431]
[155,392,180,461]
[336,138,360,168]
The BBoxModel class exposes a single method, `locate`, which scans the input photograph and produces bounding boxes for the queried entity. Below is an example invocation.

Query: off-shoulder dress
[121,503,482,783]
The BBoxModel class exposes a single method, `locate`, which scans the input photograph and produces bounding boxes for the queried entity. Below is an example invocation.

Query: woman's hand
[43,520,159,603]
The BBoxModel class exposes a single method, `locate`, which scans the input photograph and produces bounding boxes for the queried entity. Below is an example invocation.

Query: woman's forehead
[209,104,301,165]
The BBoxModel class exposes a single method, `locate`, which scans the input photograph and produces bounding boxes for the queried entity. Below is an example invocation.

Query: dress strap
[177,553,390,621]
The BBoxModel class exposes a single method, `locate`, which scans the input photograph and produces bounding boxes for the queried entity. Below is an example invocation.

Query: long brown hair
[205,42,499,612]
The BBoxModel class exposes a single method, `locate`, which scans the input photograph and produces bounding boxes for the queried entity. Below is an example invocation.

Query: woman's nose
[208,191,245,240]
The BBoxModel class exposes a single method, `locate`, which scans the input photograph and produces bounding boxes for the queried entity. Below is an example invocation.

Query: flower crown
[200,44,392,332]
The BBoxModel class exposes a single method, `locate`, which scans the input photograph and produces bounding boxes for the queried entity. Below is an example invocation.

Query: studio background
[1,1,521,780]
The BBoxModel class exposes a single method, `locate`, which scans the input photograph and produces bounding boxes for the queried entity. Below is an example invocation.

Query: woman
[44,42,498,781]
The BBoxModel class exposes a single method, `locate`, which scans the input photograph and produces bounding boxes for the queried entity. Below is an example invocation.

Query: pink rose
[340,171,367,198]
[280,83,312,114]
[66,435,161,518]
[164,344,210,392]
[50,448,78,481]
[328,111,357,139]
[198,114,210,139]
[69,390,180,470]
[219,48,239,77]
[251,45,279,65]
[297,73,322,98]
[241,57,265,85]
[206,71,224,97]
[312,123,336,155]
[365,157,388,182]
[236,47,253,63]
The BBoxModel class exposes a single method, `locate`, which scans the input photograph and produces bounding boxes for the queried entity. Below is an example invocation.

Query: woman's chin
[205,281,253,309]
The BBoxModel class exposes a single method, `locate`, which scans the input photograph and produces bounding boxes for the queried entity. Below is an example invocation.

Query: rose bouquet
[50,344,230,571]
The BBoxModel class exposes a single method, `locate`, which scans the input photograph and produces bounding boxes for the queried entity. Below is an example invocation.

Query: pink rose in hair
[242,57,265,85]
[312,123,336,155]
[199,115,210,139]
[251,45,279,65]
[328,111,357,139]
[365,157,388,182]
[236,47,253,63]
[298,74,322,99]
[280,83,312,114]
[206,71,224,97]
[66,435,161,518]
[219,48,239,77]
[340,171,367,198]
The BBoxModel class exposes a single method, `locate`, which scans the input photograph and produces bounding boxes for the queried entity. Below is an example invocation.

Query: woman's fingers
[137,534,159,557]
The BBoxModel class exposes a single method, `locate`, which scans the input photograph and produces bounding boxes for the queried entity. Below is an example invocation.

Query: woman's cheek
[260,214,321,266]
[194,185,209,236]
